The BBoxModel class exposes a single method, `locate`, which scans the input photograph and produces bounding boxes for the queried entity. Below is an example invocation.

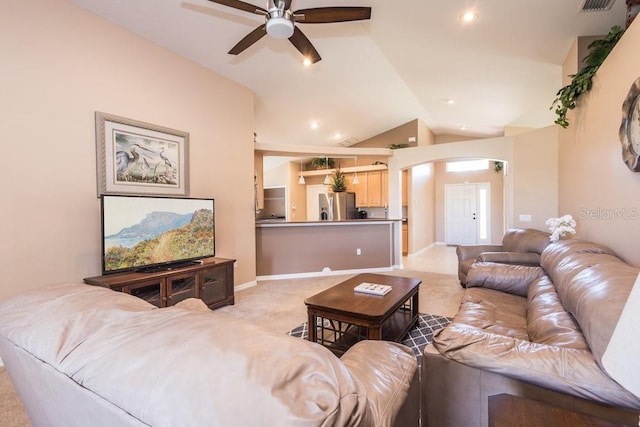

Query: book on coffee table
[354,282,392,296]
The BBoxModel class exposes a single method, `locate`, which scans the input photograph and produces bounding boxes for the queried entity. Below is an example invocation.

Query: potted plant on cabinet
[311,157,335,169]
[331,169,346,192]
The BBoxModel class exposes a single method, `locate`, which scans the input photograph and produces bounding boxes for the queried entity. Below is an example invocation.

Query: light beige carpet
[0,269,463,426]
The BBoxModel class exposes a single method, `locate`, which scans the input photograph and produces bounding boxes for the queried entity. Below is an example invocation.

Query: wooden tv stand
[84,257,235,309]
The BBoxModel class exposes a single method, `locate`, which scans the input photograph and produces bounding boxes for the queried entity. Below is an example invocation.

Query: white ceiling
[71,0,626,147]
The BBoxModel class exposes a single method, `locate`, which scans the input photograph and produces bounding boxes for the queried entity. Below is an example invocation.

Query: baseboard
[235,280,258,291]
[407,242,440,257]
[257,266,393,281]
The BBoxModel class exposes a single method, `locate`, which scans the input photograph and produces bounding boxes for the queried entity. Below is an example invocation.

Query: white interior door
[445,183,490,245]
[306,185,328,221]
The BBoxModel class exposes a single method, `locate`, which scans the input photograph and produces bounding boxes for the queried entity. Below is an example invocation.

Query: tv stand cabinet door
[166,272,198,306]
[123,279,165,308]
[198,262,234,309]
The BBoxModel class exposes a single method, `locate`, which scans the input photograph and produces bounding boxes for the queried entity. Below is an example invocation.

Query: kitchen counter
[255,219,402,277]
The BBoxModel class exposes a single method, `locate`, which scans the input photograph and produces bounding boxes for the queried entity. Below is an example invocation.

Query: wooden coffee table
[304,273,421,355]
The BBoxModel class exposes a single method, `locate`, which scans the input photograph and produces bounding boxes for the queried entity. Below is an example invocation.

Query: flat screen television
[101,195,215,274]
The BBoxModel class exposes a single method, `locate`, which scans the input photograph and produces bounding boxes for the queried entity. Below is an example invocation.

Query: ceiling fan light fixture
[266,10,294,39]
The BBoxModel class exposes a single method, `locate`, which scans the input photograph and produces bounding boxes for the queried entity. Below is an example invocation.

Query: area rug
[287,313,452,367]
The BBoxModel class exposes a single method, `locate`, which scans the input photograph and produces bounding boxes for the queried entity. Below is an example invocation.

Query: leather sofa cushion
[466,262,545,297]
[542,240,639,369]
[0,283,375,425]
[502,228,551,254]
[526,276,588,350]
[453,288,529,341]
[432,323,640,410]
[477,251,540,266]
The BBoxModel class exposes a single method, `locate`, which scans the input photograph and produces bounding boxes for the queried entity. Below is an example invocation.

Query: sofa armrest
[341,340,419,427]
[432,323,640,410]
[476,251,541,266]
[456,244,503,262]
[465,262,545,296]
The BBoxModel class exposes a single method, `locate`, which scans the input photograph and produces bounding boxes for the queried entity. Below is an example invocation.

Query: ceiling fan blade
[228,24,267,55]
[288,27,321,64]
[293,7,371,24]
[206,0,267,15]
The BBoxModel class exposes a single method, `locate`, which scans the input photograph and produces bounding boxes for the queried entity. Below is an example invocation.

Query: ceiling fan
[206,0,372,64]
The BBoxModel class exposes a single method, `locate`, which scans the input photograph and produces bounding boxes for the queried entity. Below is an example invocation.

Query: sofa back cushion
[541,240,639,368]
[502,228,551,254]
[526,276,588,349]
[0,284,371,426]
[466,262,545,297]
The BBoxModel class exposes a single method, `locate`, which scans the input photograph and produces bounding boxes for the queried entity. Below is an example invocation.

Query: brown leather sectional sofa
[456,228,551,286]
[0,284,420,426]
[424,238,640,426]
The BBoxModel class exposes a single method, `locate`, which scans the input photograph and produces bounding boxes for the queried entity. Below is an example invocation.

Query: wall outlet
[519,214,532,222]
[356,248,362,255]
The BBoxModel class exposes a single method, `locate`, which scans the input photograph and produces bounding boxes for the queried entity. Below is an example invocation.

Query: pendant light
[352,157,360,185]
[298,159,306,184]
[323,156,331,185]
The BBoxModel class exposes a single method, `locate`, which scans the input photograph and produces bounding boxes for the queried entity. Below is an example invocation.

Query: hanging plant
[550,25,624,128]
[387,143,410,149]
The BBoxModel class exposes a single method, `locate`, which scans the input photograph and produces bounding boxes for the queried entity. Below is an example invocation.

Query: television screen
[101,195,215,274]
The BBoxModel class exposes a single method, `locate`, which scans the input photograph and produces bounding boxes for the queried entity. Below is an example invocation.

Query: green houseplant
[330,169,347,192]
[311,157,335,169]
[550,25,624,128]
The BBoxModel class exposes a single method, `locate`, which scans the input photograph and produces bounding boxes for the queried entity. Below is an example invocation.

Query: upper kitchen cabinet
[402,170,408,206]
[254,152,264,211]
[351,170,387,208]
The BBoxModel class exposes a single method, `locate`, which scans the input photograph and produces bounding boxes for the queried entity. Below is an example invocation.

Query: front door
[445,183,490,245]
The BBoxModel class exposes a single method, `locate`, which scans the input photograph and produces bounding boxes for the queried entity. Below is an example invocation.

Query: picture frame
[95,112,189,196]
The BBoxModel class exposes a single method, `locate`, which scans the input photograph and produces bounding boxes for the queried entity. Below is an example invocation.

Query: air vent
[580,0,616,12]
[338,137,359,147]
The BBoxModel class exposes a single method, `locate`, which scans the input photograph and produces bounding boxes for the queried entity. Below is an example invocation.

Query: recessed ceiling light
[446,99,455,105]
[460,11,478,22]
[303,57,312,67]
[460,125,467,131]
[334,132,342,140]
[310,121,319,130]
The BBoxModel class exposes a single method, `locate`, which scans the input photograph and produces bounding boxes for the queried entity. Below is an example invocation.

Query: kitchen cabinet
[343,168,388,208]
[402,221,409,255]
[402,170,408,206]
[366,171,383,207]
[254,152,264,211]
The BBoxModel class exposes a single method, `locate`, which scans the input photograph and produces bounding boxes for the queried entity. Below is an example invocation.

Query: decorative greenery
[330,169,347,192]
[372,161,388,166]
[311,157,335,169]
[494,161,504,173]
[550,25,624,128]
[387,143,410,149]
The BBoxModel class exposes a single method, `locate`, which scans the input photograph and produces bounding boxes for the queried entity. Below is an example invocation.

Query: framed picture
[95,112,189,196]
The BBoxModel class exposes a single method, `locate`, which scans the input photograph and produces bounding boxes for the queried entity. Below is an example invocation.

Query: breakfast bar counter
[255,219,402,277]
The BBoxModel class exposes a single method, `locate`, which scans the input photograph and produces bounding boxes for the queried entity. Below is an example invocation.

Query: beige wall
[388,128,559,241]
[559,21,640,266]
[511,126,559,230]
[0,0,256,300]
[408,164,436,252]
[434,161,505,243]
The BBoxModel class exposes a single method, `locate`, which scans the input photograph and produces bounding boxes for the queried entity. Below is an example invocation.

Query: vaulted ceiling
[72,0,627,147]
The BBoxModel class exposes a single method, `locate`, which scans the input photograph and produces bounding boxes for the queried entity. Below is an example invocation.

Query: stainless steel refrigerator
[319,192,358,220]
